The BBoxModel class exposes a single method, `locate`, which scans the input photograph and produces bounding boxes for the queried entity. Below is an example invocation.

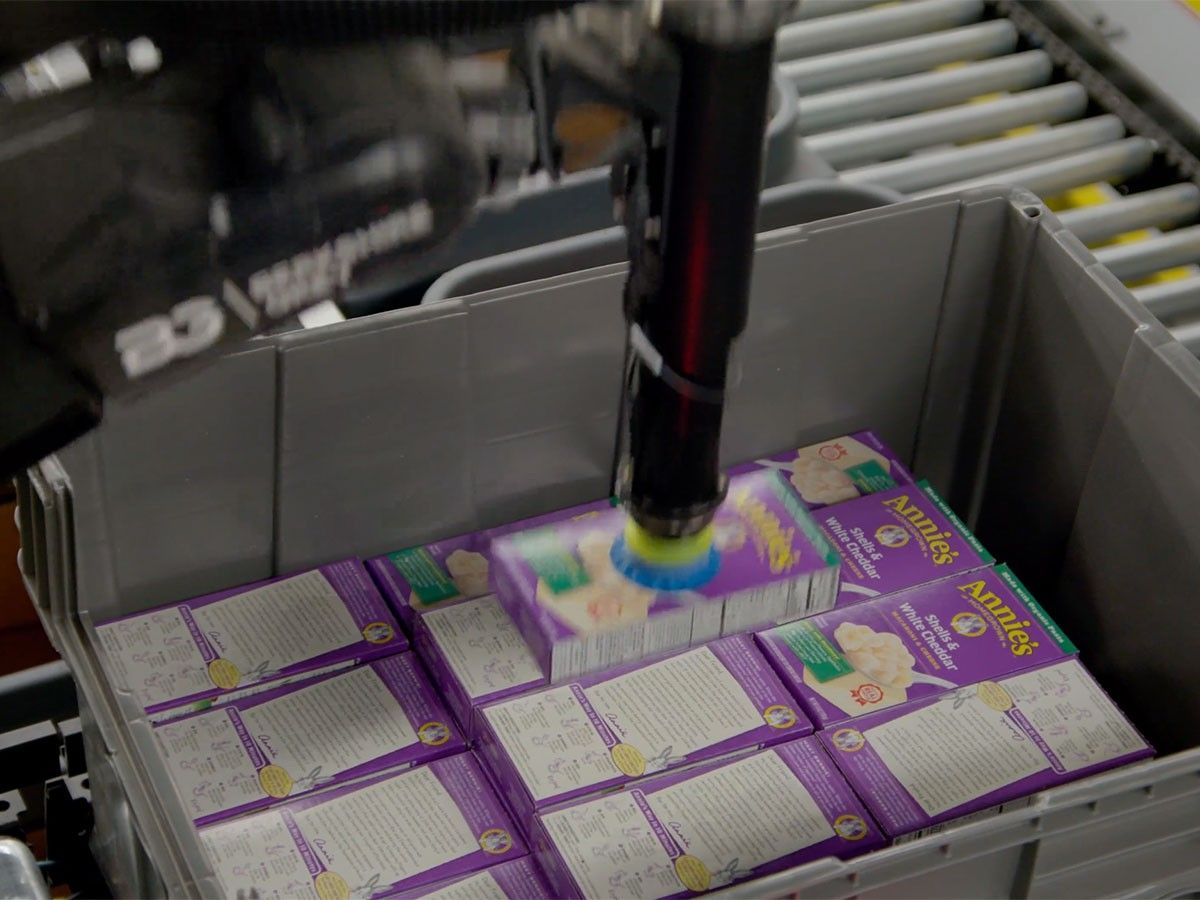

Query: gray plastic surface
[798,51,1053,134]
[781,20,1019,95]
[1135,275,1200,320]
[806,82,1090,167]
[1056,332,1200,750]
[1058,184,1200,245]
[28,187,1200,898]
[915,136,1155,198]
[842,116,1126,193]
[423,179,902,304]
[776,0,983,59]
[0,837,48,900]
[1094,224,1200,282]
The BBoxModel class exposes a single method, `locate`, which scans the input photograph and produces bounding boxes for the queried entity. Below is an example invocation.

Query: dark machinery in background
[0,1,788,548]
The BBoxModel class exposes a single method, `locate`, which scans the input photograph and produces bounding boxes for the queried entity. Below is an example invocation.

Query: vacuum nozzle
[609,515,720,590]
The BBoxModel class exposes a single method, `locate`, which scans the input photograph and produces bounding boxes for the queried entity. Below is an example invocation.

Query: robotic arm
[0,1,788,546]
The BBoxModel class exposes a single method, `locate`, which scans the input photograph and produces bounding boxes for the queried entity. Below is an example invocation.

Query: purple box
[756,564,1077,728]
[155,652,465,825]
[817,480,993,606]
[389,857,553,899]
[95,559,405,720]
[820,658,1154,841]
[366,501,614,633]
[491,470,841,682]
[413,595,547,740]
[731,430,914,509]
[474,635,813,825]
[533,737,884,899]
[200,753,527,899]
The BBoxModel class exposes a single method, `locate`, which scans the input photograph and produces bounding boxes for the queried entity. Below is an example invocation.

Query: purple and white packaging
[474,635,812,825]
[155,652,464,825]
[817,480,993,606]
[756,564,1077,728]
[491,470,841,682]
[731,430,914,509]
[820,659,1154,841]
[366,501,613,632]
[389,857,553,899]
[95,559,405,721]
[200,753,526,899]
[413,595,547,740]
[533,737,884,899]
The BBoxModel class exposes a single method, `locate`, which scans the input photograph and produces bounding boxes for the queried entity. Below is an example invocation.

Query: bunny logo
[951,611,987,638]
[709,858,753,889]
[362,622,395,644]
[830,728,866,753]
[875,524,909,549]
[762,704,798,730]
[643,746,686,774]
[479,828,513,855]
[834,814,869,841]
[418,721,451,746]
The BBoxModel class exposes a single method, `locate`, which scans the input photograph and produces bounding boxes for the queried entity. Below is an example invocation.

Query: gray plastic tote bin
[17,186,1200,899]
[421,179,901,304]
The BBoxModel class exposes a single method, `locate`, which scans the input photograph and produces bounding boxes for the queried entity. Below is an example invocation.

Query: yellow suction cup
[612,518,720,589]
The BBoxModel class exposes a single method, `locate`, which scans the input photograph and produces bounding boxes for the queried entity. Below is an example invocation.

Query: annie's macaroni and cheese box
[491,470,840,682]
[96,559,404,721]
[731,430,914,509]
[200,754,526,899]
[818,480,992,605]
[820,659,1153,841]
[756,565,1076,728]
[391,857,553,899]
[155,652,464,825]
[413,595,547,739]
[367,501,613,632]
[533,738,883,899]
[475,635,811,825]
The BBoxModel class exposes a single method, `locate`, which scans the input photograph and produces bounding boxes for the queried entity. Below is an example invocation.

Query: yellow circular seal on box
[313,871,350,900]
[977,681,1014,711]
[478,828,513,855]
[418,721,451,746]
[762,704,798,730]
[207,659,240,690]
[673,855,711,892]
[834,814,869,841]
[830,727,866,753]
[362,621,395,644]
[610,744,647,777]
[258,765,293,799]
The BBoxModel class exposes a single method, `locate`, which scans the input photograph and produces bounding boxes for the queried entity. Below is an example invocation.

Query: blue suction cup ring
[610,536,721,591]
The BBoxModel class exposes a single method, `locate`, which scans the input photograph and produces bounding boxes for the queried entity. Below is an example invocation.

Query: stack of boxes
[93,430,1152,899]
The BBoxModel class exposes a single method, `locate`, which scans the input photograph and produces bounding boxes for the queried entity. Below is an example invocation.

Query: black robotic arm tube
[624,30,776,538]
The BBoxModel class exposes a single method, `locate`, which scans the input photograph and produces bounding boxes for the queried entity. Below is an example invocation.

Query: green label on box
[512,530,591,594]
[777,620,855,682]
[767,472,840,566]
[844,460,896,494]
[388,548,460,606]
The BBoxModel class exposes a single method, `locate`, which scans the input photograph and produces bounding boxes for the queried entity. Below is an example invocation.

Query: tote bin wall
[16,186,1200,898]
